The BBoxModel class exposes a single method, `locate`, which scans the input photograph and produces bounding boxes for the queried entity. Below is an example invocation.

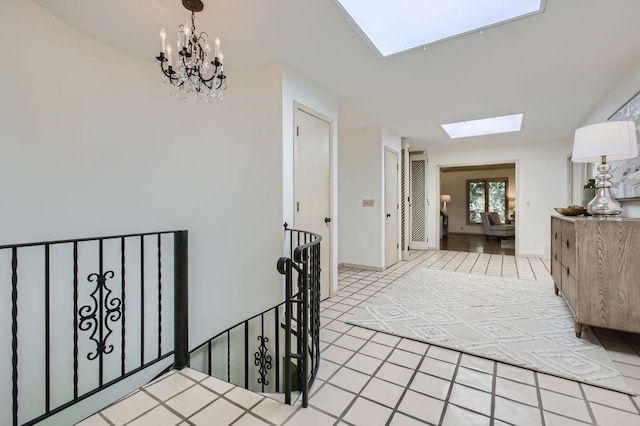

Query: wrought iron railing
[189,225,321,407]
[2,230,189,426]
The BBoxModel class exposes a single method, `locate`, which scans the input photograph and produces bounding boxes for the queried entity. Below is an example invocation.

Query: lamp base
[586,188,623,215]
[587,159,622,216]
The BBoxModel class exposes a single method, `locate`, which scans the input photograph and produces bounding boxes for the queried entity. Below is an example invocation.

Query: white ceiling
[36,0,640,151]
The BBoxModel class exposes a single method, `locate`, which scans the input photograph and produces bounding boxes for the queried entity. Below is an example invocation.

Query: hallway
[81,250,640,425]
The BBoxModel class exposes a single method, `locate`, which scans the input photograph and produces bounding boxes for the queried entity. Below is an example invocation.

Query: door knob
[324,217,332,224]
[386,214,391,218]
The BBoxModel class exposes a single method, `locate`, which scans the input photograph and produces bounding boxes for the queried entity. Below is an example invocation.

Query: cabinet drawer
[561,221,576,273]
[551,251,562,289]
[561,265,577,315]
[551,217,562,254]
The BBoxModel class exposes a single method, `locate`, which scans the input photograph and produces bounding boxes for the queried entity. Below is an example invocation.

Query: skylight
[441,114,524,139]
[335,0,545,56]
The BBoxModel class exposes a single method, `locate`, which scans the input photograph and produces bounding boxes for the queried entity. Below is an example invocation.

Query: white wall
[339,127,401,269]
[580,54,640,218]
[0,1,288,422]
[441,167,516,235]
[281,65,339,293]
[428,140,568,257]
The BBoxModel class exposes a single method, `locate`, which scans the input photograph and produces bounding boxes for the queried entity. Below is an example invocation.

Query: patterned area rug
[348,268,633,394]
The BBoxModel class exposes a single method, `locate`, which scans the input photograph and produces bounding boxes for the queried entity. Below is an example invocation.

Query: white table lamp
[440,194,451,215]
[572,121,638,215]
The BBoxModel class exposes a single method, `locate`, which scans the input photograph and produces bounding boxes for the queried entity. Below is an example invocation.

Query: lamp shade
[572,121,638,163]
[440,194,451,202]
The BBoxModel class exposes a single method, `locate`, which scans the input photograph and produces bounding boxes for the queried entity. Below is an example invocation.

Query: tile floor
[79,249,640,425]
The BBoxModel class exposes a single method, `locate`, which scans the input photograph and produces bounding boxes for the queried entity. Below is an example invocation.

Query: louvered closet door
[409,153,429,250]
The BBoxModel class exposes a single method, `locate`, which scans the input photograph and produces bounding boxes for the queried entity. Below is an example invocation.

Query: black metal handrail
[188,225,321,407]
[3,230,189,426]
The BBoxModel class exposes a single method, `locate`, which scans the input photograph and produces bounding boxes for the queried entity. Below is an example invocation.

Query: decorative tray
[554,206,587,216]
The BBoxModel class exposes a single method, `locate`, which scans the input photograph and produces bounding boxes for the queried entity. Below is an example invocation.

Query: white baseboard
[338,262,385,272]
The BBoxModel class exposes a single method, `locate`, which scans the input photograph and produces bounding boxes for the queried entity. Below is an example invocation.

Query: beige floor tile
[319,328,342,343]
[189,398,244,426]
[582,384,637,412]
[321,344,355,364]
[224,386,264,409]
[419,357,456,380]
[460,354,495,374]
[388,412,430,425]
[324,321,352,333]
[539,389,591,423]
[388,349,423,369]
[200,376,235,395]
[333,334,367,351]
[397,390,445,425]
[495,377,538,407]
[371,332,402,347]
[494,396,542,426]
[410,372,451,400]
[536,374,582,397]
[343,397,393,426]
[345,353,384,375]
[179,368,209,382]
[427,346,460,364]
[360,341,395,359]
[284,406,337,425]
[346,325,376,339]
[361,377,405,409]
[496,363,536,385]
[591,403,640,426]
[328,366,370,393]
[442,404,490,426]
[166,384,218,417]
[75,414,110,426]
[249,398,301,425]
[397,338,429,355]
[233,413,271,425]
[101,391,158,425]
[449,384,492,417]
[144,372,195,401]
[128,406,181,426]
[315,359,340,381]
[455,366,493,392]
[543,411,592,426]
[308,383,355,417]
[376,362,415,385]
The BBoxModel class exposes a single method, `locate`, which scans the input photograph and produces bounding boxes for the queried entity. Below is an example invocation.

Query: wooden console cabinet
[551,214,640,337]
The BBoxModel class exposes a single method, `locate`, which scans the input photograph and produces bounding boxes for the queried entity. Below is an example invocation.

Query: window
[467,178,508,224]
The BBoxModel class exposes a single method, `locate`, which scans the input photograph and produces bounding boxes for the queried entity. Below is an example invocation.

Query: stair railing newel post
[174,230,189,369]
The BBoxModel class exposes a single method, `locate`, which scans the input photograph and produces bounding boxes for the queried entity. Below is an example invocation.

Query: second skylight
[441,114,524,139]
[336,0,545,56]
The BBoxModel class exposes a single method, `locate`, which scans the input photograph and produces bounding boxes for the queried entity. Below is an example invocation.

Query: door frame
[293,101,334,298]
[384,147,400,268]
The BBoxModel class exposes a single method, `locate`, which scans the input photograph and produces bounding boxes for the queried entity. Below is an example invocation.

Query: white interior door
[410,153,429,250]
[385,149,399,268]
[294,106,332,300]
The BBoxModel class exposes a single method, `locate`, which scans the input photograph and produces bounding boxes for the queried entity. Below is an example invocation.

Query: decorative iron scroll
[78,271,122,360]
[254,336,272,386]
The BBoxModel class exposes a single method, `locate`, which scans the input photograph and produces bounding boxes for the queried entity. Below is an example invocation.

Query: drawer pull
[566,240,570,249]
[554,232,558,240]
[554,253,557,261]
[566,267,570,276]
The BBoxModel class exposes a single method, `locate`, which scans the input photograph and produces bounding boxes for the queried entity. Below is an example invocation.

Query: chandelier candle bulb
[166,44,173,67]
[215,37,220,57]
[160,27,166,54]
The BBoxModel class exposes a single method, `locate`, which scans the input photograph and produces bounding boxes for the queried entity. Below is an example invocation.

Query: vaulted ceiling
[36,0,640,151]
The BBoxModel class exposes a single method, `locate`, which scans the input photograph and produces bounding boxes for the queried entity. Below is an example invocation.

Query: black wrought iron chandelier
[156,0,227,102]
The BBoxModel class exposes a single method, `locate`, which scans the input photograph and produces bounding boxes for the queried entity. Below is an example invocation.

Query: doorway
[294,104,332,300]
